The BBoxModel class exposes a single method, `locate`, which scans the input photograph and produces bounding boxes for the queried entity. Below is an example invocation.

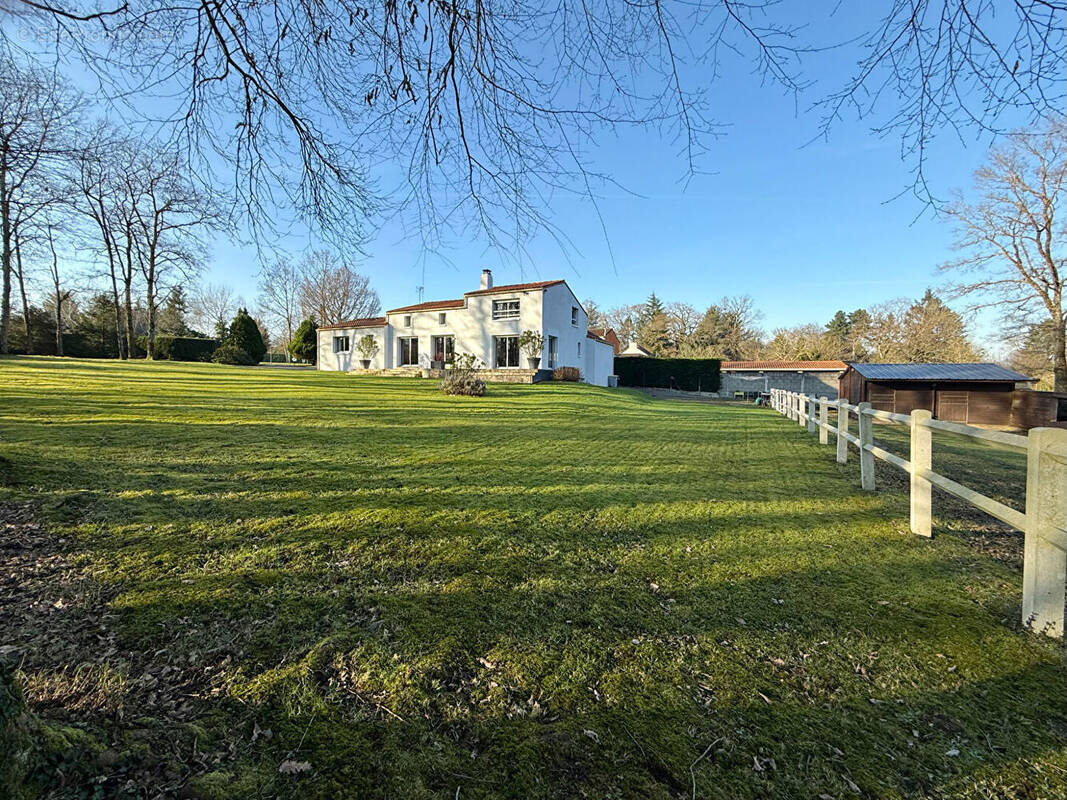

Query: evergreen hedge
[613,357,721,392]
[137,336,220,361]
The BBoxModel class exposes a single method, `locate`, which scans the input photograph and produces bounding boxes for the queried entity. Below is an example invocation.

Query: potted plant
[356,334,379,369]
[518,330,545,370]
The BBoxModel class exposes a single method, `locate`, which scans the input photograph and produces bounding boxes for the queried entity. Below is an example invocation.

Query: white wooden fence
[770,388,1067,638]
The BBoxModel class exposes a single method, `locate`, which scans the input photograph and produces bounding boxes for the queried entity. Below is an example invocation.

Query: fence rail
[770,388,1067,638]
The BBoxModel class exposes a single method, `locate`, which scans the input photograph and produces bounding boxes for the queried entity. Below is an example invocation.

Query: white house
[316,270,615,386]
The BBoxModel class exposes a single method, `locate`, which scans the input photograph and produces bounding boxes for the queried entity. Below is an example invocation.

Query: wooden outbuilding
[838,363,1035,425]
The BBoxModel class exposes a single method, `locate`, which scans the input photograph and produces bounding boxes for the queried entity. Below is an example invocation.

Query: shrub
[441,353,486,396]
[518,330,545,360]
[289,319,317,364]
[356,334,379,361]
[225,308,267,363]
[138,335,219,362]
[613,357,721,392]
[552,366,582,382]
[211,344,257,366]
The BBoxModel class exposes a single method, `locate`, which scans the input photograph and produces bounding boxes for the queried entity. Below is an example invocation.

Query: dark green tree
[158,286,192,336]
[73,293,120,358]
[288,318,317,364]
[225,307,266,363]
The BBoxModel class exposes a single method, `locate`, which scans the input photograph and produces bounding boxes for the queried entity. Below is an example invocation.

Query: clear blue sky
[184,6,1020,346]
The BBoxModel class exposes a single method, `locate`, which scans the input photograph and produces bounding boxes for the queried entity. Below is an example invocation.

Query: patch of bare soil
[0,502,239,798]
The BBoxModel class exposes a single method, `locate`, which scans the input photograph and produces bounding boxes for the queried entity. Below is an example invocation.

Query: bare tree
[124,148,228,357]
[73,124,136,358]
[7,1,1060,257]
[257,257,303,355]
[298,251,380,325]
[190,283,243,339]
[942,117,1067,390]
[0,53,81,353]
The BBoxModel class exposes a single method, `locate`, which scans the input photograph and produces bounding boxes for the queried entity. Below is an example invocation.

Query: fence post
[818,396,829,445]
[858,402,875,490]
[1022,427,1066,637]
[807,395,817,434]
[836,399,848,464]
[909,409,932,537]
[797,393,805,427]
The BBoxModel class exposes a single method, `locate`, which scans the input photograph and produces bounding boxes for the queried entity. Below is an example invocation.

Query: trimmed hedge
[614,357,721,392]
[137,336,219,362]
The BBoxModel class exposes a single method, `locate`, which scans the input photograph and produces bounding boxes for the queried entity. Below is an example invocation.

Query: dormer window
[492,299,520,320]
[571,307,579,326]
[403,315,412,327]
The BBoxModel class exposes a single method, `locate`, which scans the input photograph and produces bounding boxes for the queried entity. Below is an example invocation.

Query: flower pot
[361,359,371,369]
[527,356,541,370]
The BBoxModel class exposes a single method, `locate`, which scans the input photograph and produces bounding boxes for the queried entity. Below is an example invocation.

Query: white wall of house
[540,282,586,371]
[583,337,614,386]
[317,326,386,371]
[314,274,614,385]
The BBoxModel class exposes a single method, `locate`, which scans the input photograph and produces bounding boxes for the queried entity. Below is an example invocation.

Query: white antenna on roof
[416,285,424,302]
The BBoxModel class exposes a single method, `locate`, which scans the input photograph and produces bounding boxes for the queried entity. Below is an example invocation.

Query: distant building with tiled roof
[587,327,621,355]
[316,270,615,385]
[720,359,847,398]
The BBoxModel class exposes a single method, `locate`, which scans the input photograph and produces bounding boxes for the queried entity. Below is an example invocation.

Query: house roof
[464,279,565,296]
[386,299,466,314]
[385,280,568,315]
[586,330,609,344]
[847,362,1034,382]
[317,316,387,331]
[722,360,848,371]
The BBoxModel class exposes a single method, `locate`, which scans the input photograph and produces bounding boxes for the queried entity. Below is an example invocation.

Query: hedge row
[614,357,721,392]
[136,336,220,362]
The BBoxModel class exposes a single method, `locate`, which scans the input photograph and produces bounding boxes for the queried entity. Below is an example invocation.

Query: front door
[432,336,455,364]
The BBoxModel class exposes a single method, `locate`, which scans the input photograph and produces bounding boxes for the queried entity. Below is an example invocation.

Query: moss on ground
[0,356,1064,799]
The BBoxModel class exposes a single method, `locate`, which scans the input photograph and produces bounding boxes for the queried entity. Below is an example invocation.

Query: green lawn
[1,357,1064,799]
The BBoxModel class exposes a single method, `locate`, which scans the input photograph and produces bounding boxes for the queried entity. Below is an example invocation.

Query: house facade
[316,270,615,386]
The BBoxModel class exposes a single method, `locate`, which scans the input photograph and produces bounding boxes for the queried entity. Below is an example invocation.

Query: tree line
[589,117,1065,391]
[0,51,382,363]
[587,289,983,362]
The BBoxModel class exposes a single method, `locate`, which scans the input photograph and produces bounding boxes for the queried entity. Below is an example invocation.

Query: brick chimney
[480,269,493,290]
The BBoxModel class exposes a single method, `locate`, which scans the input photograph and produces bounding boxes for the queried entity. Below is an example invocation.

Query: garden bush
[552,366,582,382]
[225,308,267,363]
[211,344,257,366]
[441,353,486,396]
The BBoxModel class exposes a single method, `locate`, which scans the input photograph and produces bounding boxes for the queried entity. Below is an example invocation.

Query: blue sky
[202,5,1010,343]
[34,3,1019,346]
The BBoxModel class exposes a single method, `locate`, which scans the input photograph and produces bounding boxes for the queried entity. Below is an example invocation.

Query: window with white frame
[548,336,558,368]
[571,306,579,326]
[333,335,350,353]
[438,312,447,325]
[492,299,520,320]
[577,341,582,358]
[399,337,419,365]
[494,335,520,367]
[403,314,412,327]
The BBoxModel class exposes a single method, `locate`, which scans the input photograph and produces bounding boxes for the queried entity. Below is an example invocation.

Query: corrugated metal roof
[722,360,847,371]
[848,362,1034,382]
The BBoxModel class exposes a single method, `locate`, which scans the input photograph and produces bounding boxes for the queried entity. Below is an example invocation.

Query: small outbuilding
[720,360,847,399]
[838,363,1035,425]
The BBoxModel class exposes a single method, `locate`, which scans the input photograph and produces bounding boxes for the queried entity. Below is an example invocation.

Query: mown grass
[0,356,1064,799]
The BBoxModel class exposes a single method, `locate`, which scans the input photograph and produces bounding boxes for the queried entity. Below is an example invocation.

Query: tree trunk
[0,153,11,355]
[1053,310,1067,393]
[53,293,63,356]
[14,234,31,354]
[122,235,135,357]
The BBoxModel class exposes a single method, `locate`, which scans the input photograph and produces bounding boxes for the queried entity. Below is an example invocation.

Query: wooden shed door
[868,388,895,413]
[937,391,969,422]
